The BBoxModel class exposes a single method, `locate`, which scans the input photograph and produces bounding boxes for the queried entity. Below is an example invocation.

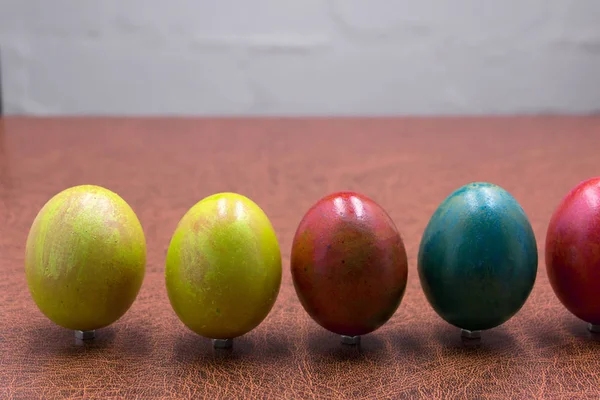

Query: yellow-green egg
[166,193,282,340]
[25,185,147,332]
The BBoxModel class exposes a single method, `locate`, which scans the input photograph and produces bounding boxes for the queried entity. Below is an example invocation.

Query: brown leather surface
[1,117,600,399]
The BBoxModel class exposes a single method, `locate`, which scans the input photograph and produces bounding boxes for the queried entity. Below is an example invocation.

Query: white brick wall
[1,1,599,115]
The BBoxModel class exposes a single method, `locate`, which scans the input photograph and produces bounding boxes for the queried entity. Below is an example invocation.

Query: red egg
[291,191,408,337]
[546,177,600,326]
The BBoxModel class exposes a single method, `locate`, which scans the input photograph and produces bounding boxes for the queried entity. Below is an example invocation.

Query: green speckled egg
[25,185,147,331]
[165,193,282,340]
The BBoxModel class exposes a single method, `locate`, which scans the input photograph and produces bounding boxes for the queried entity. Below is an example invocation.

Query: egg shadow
[533,315,600,348]
[26,324,115,356]
[305,326,387,365]
[564,318,600,343]
[22,323,153,395]
[433,322,521,356]
[385,326,429,360]
[548,317,600,350]
[109,324,153,358]
[172,329,293,366]
[26,322,152,359]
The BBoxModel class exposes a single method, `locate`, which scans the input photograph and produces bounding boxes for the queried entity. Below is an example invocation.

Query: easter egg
[291,191,408,338]
[546,177,600,327]
[165,193,282,341]
[418,182,537,332]
[25,185,147,333]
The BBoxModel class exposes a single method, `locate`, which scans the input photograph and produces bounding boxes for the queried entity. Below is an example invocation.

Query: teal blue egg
[417,182,538,332]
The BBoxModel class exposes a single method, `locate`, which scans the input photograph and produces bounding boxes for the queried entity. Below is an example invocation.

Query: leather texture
[1,117,600,399]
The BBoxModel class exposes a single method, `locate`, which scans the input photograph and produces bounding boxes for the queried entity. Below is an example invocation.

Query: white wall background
[1,1,599,116]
